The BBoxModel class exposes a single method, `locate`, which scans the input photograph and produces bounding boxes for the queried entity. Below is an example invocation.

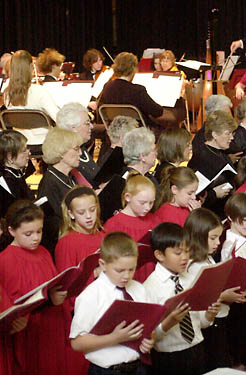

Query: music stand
[218,55,239,82]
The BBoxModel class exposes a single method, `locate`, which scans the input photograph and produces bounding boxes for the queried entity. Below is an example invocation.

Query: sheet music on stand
[43,81,93,108]
[91,68,114,98]
[218,55,239,81]
[132,72,183,107]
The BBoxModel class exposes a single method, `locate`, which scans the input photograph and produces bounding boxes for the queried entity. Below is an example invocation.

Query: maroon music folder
[90,299,167,352]
[165,257,246,315]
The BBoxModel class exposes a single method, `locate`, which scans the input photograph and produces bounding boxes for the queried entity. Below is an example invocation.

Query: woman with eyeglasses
[37,127,83,255]
[188,110,238,219]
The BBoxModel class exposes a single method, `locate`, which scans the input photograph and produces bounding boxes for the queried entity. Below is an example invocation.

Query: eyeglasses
[83,120,92,127]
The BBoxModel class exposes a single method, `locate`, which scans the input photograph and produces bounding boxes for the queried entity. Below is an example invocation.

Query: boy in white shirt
[221,193,246,370]
[70,231,153,375]
[144,222,220,375]
[221,193,246,261]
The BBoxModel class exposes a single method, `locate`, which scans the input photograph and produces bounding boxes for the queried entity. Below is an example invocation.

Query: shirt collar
[99,271,120,291]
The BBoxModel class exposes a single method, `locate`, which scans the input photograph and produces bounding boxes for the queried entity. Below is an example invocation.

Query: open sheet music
[91,68,114,98]
[218,55,239,81]
[195,163,237,195]
[132,72,183,107]
[43,81,93,108]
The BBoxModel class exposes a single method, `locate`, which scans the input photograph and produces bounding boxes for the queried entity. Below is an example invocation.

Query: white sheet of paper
[218,55,239,81]
[195,171,211,194]
[44,82,92,108]
[211,163,237,182]
[91,68,114,98]
[177,60,210,70]
[133,73,183,107]
[142,48,165,58]
[0,176,12,195]
[195,164,236,195]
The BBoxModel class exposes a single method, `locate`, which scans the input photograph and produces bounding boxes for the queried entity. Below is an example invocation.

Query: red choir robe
[104,212,158,282]
[0,244,85,375]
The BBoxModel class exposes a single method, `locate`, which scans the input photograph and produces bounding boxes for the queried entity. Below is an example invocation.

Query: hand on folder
[213,183,231,199]
[49,285,67,306]
[112,319,144,344]
[161,302,191,332]
[10,315,28,334]
[220,286,246,304]
[205,301,221,321]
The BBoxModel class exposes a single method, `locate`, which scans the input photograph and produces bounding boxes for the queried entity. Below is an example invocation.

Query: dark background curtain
[0,0,113,71]
[1,0,246,69]
[116,0,246,62]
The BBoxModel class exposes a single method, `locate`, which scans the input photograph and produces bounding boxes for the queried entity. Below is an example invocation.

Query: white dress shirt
[70,271,148,368]
[188,257,229,318]
[221,229,246,262]
[6,84,59,144]
[143,262,211,353]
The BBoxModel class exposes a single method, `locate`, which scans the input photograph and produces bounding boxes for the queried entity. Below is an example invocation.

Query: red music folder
[165,257,246,314]
[90,299,167,352]
[14,251,101,305]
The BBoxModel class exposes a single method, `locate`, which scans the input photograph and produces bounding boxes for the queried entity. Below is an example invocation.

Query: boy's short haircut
[100,232,138,263]
[225,193,246,224]
[150,222,187,254]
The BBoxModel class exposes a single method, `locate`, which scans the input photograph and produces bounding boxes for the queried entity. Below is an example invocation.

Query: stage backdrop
[1,0,246,70]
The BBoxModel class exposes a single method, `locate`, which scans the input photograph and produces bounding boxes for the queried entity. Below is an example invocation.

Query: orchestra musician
[36,48,65,82]
[151,53,161,71]
[159,50,186,79]
[80,48,105,81]
[4,50,59,148]
[98,51,182,140]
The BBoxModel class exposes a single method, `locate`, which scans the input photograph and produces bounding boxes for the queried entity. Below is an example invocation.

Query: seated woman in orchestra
[154,127,192,183]
[37,127,83,255]
[151,53,161,71]
[80,48,105,81]
[4,50,59,148]
[188,110,238,220]
[36,48,65,82]
[159,50,186,78]
[98,51,180,140]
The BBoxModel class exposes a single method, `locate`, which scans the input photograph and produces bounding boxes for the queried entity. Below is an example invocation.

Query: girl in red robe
[55,185,106,273]
[154,166,201,226]
[0,200,83,375]
[104,174,159,281]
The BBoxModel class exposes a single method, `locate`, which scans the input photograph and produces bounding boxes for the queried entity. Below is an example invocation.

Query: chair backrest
[98,104,146,130]
[0,109,55,130]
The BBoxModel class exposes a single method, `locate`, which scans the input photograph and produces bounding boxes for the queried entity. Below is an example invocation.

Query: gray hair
[205,95,232,115]
[107,115,138,144]
[122,127,155,165]
[56,102,88,129]
[236,99,246,120]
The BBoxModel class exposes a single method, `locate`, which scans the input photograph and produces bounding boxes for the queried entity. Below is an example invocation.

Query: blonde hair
[37,48,65,74]
[42,127,82,165]
[59,185,102,238]
[159,50,176,67]
[121,173,156,207]
[157,166,198,208]
[6,50,32,106]
[100,232,138,263]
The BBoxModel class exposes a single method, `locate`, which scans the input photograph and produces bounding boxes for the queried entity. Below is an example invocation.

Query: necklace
[80,150,89,163]
[48,168,75,189]
[204,143,225,160]
[4,167,24,179]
